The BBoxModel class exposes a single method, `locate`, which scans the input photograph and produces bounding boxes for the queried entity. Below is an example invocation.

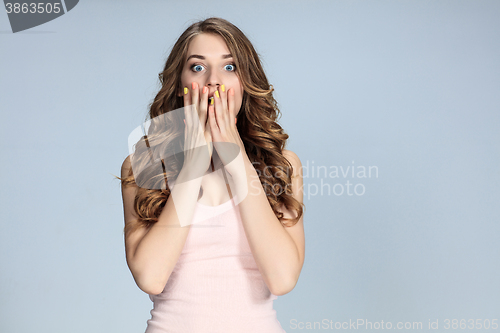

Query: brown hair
[118,17,304,237]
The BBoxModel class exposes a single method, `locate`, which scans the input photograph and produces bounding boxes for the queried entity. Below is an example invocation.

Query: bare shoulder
[121,155,132,178]
[278,148,304,214]
[282,149,302,178]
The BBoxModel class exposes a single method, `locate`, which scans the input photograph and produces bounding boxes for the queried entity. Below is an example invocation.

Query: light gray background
[1,0,499,332]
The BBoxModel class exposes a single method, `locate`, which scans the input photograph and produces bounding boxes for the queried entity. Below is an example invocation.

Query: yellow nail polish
[184,87,188,95]
[215,90,219,98]
[221,84,225,92]
[210,97,214,105]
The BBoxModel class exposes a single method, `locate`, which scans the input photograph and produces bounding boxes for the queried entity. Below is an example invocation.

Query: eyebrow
[186,54,233,62]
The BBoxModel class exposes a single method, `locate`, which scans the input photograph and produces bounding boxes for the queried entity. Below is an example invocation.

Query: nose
[206,70,221,91]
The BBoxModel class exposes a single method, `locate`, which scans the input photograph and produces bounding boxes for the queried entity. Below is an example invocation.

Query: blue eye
[225,63,236,71]
[192,64,204,72]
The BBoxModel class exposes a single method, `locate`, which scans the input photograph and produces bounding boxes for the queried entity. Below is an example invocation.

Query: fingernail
[183,119,186,125]
[184,87,188,95]
[234,117,237,124]
[215,90,219,98]
[221,84,225,92]
[203,86,207,94]
[191,82,196,90]
[210,97,214,105]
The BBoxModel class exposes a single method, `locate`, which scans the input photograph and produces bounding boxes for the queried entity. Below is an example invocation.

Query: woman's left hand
[208,85,247,178]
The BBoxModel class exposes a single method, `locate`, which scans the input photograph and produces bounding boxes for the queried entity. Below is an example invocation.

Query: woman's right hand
[182,82,213,178]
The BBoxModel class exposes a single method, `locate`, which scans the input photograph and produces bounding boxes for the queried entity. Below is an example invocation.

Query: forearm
[232,156,301,295]
[132,169,202,294]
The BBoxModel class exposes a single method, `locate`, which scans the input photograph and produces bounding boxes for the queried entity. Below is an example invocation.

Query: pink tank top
[144,195,287,333]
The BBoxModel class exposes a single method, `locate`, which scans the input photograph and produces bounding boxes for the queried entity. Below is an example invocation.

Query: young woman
[120,17,305,332]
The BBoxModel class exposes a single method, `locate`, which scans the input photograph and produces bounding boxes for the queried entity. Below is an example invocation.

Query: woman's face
[179,33,244,117]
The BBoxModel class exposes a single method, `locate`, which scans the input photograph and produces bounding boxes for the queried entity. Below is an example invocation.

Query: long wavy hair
[118,17,304,237]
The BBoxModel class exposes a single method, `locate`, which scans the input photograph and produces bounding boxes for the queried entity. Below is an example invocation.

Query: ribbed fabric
[144,195,287,333]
